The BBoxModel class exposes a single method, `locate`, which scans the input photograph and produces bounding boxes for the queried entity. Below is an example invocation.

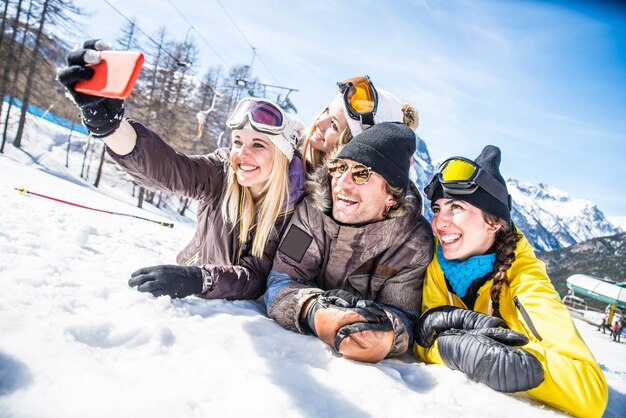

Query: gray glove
[438,327,544,393]
[129,265,203,298]
[57,39,125,137]
[415,306,506,348]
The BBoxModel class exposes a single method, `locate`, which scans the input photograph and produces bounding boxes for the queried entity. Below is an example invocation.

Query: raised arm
[58,40,221,201]
[106,120,224,201]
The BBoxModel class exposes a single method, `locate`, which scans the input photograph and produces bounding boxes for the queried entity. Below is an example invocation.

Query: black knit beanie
[336,122,416,195]
[428,145,511,222]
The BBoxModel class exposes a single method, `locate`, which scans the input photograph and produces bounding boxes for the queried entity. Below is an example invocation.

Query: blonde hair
[301,107,351,169]
[221,141,291,258]
[301,102,418,170]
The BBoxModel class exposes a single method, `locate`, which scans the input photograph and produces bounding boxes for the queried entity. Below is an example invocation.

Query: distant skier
[413,145,608,418]
[598,315,607,333]
[611,319,622,342]
[598,304,612,333]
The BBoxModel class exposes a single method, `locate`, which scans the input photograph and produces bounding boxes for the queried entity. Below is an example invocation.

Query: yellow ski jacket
[413,234,608,418]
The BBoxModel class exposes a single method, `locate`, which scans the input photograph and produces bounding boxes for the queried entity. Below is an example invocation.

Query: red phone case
[75,51,144,99]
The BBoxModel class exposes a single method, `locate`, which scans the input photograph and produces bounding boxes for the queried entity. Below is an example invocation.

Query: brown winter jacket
[107,120,306,300]
[264,164,434,357]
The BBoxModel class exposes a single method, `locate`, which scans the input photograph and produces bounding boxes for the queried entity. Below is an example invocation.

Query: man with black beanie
[264,122,434,363]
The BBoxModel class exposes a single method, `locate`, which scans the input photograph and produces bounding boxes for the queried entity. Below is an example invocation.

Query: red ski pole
[15,187,174,228]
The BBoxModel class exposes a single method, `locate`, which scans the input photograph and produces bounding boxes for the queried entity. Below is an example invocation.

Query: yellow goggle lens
[440,159,477,182]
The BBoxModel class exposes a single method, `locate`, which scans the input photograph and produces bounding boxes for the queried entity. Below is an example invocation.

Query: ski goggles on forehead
[424,157,510,207]
[337,75,378,127]
[226,97,285,135]
[327,158,373,185]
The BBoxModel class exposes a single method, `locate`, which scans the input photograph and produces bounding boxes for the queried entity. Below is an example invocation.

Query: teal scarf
[437,244,496,298]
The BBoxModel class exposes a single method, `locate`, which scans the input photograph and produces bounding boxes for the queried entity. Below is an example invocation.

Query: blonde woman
[58,41,306,300]
[301,75,418,170]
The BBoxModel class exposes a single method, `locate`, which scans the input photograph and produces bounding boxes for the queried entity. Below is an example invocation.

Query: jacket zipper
[513,296,543,341]
[235,198,295,265]
[185,251,200,266]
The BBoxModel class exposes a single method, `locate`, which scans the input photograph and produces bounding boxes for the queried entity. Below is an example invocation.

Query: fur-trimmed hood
[305,148,423,219]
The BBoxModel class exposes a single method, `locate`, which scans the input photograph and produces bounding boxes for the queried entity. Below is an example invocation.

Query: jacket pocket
[513,296,543,342]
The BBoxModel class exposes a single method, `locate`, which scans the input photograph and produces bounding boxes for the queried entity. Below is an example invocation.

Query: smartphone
[75,50,144,99]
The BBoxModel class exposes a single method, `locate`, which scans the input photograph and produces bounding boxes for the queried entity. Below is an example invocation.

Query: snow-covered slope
[2,105,623,418]
[0,137,623,418]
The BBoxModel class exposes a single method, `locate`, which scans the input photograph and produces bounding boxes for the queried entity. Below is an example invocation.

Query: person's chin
[441,245,469,261]
[310,138,327,152]
[332,209,349,224]
[236,176,256,188]
[332,205,362,224]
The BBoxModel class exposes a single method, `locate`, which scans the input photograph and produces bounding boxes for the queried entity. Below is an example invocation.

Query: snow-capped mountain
[410,135,435,218]
[507,179,620,251]
[411,135,435,187]
[609,216,626,233]
[411,140,621,251]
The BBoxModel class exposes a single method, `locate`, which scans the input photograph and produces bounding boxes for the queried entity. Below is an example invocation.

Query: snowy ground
[0,113,624,417]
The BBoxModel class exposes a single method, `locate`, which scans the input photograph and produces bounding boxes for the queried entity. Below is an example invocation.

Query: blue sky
[69,0,626,216]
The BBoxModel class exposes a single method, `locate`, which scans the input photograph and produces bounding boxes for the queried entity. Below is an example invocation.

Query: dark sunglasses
[327,158,373,185]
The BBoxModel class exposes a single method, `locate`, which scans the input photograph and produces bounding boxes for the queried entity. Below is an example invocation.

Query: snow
[608,216,626,233]
[506,177,620,250]
[1,112,625,417]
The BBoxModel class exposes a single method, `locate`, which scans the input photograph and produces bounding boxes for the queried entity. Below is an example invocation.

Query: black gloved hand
[415,306,506,348]
[304,289,393,362]
[57,39,125,137]
[438,327,544,393]
[128,265,203,298]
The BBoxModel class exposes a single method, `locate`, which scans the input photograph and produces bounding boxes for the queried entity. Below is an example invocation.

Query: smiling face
[229,128,275,199]
[331,159,396,225]
[432,198,499,261]
[309,95,349,153]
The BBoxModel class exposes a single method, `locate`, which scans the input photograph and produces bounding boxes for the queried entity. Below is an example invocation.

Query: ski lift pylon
[196,90,223,140]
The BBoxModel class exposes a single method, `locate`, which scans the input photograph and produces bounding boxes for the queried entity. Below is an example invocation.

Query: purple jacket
[107,120,306,300]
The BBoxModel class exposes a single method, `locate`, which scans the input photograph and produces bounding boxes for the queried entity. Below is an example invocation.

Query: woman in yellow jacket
[413,145,607,418]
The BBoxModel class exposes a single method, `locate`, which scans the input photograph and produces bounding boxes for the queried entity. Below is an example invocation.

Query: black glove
[57,39,125,137]
[438,327,544,393]
[128,265,204,298]
[415,306,506,348]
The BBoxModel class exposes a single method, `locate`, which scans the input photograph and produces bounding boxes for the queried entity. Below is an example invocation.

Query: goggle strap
[360,112,375,128]
[424,176,437,200]
[425,168,510,209]
[473,170,509,207]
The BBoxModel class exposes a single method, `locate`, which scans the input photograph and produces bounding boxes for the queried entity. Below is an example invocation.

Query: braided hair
[483,213,521,314]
